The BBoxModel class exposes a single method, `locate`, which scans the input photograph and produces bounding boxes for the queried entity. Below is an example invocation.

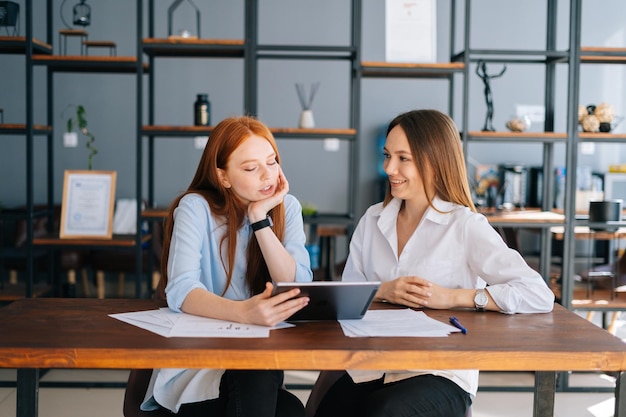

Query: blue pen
[449,316,467,334]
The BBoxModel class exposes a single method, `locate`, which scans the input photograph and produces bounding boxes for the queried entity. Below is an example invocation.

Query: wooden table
[316,224,347,280]
[1,299,626,417]
[483,209,565,227]
[58,29,88,55]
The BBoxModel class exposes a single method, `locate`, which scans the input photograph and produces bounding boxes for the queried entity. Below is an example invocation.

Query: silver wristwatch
[474,288,488,312]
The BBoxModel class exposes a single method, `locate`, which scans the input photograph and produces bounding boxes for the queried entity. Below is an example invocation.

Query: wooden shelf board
[579,132,626,141]
[361,61,464,78]
[467,131,626,142]
[0,124,52,134]
[142,38,245,57]
[143,208,168,218]
[142,125,357,139]
[142,125,214,136]
[144,38,244,46]
[468,131,567,141]
[270,127,357,138]
[32,55,148,73]
[582,56,626,64]
[0,36,52,54]
[581,47,626,54]
[580,47,626,63]
[33,233,151,247]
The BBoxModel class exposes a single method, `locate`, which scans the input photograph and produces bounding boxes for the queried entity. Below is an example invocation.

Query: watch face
[475,290,488,307]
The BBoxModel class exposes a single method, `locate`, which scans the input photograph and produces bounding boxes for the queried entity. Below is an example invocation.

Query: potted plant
[63,104,97,170]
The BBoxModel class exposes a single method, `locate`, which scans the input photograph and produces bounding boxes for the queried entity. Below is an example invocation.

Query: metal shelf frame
[138,0,363,251]
[0,0,55,299]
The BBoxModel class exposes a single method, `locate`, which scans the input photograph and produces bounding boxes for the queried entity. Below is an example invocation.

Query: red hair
[157,116,285,299]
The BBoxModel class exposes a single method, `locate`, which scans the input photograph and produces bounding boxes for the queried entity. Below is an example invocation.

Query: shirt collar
[377,196,456,229]
[427,197,455,225]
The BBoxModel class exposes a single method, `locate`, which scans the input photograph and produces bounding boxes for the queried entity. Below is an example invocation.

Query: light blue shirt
[165,193,312,309]
[142,193,312,412]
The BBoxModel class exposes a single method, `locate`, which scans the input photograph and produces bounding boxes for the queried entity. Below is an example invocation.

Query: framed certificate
[385,0,437,63]
[60,170,117,239]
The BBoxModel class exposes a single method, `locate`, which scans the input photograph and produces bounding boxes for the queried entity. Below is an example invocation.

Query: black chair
[123,369,173,417]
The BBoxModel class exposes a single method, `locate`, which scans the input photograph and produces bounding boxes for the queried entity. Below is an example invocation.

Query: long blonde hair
[157,116,286,299]
[383,109,476,212]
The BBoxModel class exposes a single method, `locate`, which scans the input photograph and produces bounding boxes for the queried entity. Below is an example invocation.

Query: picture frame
[60,170,117,239]
[385,0,437,63]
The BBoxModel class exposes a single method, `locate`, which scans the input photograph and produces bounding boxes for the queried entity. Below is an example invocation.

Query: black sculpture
[476,60,507,132]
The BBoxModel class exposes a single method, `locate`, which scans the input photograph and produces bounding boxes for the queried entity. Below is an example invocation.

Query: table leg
[616,371,626,417]
[16,368,39,417]
[533,371,556,417]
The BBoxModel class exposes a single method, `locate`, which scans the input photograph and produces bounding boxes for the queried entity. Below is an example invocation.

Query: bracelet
[250,216,273,232]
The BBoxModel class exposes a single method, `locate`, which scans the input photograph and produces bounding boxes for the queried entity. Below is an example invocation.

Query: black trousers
[172,370,305,417]
[313,372,471,417]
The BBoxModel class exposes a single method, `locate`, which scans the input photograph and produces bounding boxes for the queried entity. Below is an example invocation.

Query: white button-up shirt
[343,197,555,396]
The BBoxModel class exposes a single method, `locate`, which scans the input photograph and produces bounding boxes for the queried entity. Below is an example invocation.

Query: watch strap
[250,216,273,232]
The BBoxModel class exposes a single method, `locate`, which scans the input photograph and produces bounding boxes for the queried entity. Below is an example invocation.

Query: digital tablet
[272,281,381,321]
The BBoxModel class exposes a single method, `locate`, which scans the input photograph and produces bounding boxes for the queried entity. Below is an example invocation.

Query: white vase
[299,109,315,129]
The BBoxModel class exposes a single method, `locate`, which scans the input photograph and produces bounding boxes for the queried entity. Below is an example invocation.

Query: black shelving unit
[453,0,574,286]
[32,9,149,299]
[5,0,625,303]
[137,0,362,282]
[1,1,150,299]
[560,1,626,311]
[0,0,54,300]
[359,0,569,287]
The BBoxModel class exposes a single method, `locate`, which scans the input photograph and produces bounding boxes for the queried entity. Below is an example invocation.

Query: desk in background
[550,226,626,241]
[315,224,347,280]
[483,209,565,227]
[1,298,626,417]
[483,210,564,282]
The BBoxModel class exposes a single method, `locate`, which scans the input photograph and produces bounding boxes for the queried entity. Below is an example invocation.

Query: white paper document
[339,309,461,337]
[109,308,272,338]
